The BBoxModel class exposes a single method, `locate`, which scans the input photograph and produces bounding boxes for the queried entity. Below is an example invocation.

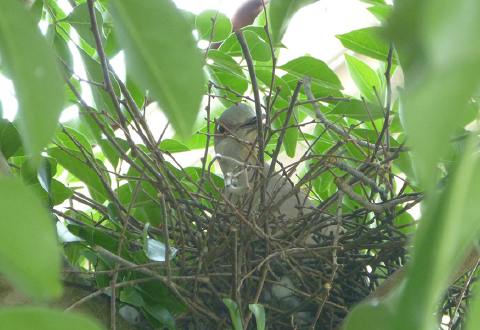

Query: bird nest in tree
[170,142,417,329]
[58,95,475,329]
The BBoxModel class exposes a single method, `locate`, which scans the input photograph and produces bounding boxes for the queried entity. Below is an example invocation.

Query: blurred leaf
[110,0,204,139]
[279,56,343,90]
[367,5,393,23]
[0,176,62,300]
[60,3,106,48]
[196,9,232,42]
[47,26,74,79]
[269,0,319,45]
[0,307,104,330]
[0,118,21,159]
[0,0,65,164]
[344,54,381,103]
[336,27,399,64]
[392,0,480,188]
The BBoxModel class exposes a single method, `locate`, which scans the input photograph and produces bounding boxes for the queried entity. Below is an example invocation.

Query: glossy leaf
[109,0,204,139]
[0,176,62,300]
[0,0,65,164]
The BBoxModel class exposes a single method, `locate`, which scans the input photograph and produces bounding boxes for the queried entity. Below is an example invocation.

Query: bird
[213,103,344,328]
[213,103,313,223]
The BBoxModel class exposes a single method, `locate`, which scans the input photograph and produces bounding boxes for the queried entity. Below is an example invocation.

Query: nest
[166,149,420,329]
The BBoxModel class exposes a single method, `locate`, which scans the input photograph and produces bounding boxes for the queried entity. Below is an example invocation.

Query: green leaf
[219,29,272,62]
[0,118,21,159]
[249,304,266,330]
[344,54,382,103]
[336,27,398,65]
[223,298,243,330]
[393,0,480,188]
[329,99,383,121]
[143,304,176,330]
[269,0,319,45]
[55,126,94,156]
[0,176,62,300]
[0,0,65,164]
[0,307,105,330]
[207,50,244,76]
[46,147,109,203]
[47,26,74,79]
[367,5,393,23]
[279,56,343,90]
[60,3,106,48]
[109,0,204,139]
[159,139,190,153]
[196,10,232,42]
[78,49,121,120]
[207,66,248,106]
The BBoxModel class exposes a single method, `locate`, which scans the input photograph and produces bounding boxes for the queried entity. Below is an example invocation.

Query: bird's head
[214,104,263,173]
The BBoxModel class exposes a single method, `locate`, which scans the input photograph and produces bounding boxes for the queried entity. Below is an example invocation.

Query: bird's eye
[217,125,226,134]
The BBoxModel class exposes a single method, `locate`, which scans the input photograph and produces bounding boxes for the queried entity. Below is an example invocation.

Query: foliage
[0,0,479,329]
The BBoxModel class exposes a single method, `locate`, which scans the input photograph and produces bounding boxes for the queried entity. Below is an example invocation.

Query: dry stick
[93,246,222,323]
[159,193,172,283]
[86,0,127,131]
[109,166,145,329]
[235,29,266,205]
[260,0,277,127]
[303,76,400,153]
[199,83,214,190]
[267,80,303,178]
[204,10,220,60]
[448,256,480,330]
[332,192,344,266]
